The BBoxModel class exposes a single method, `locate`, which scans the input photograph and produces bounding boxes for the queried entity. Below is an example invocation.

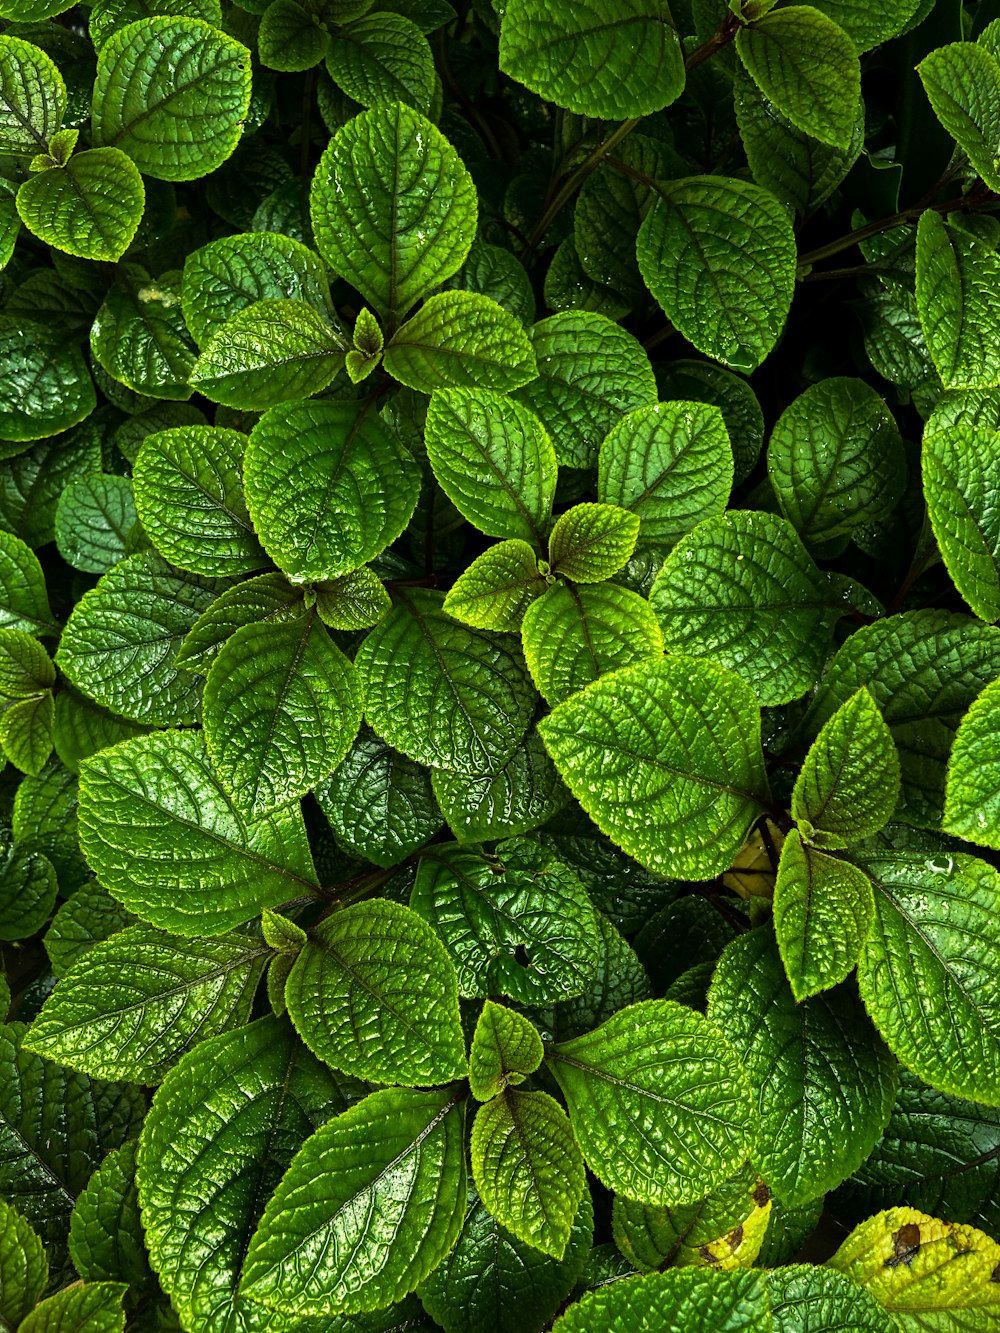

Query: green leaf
[513,312,657,470]
[551,1269,771,1333]
[56,552,222,725]
[241,1086,467,1316]
[0,37,66,154]
[257,0,331,71]
[0,626,54,697]
[313,565,391,630]
[52,687,150,775]
[767,377,906,547]
[944,676,1000,847]
[918,41,1000,194]
[89,0,223,49]
[15,148,144,262]
[449,240,536,327]
[735,6,860,150]
[797,610,1000,828]
[13,761,90,896]
[68,1140,155,1291]
[915,210,1000,390]
[443,539,548,632]
[471,1090,584,1260]
[326,12,436,113]
[410,838,599,1004]
[707,929,898,1206]
[0,844,58,943]
[547,504,639,583]
[138,1016,358,1333]
[773,830,875,1001]
[468,999,544,1101]
[244,398,421,583]
[189,299,349,409]
[78,729,319,934]
[311,102,476,325]
[597,401,734,552]
[314,723,441,867]
[133,425,266,577]
[852,848,1000,1107]
[90,266,196,401]
[923,425,1000,621]
[55,475,137,575]
[0,1198,47,1328]
[574,134,665,310]
[0,318,95,442]
[498,0,685,120]
[0,423,104,549]
[0,530,57,635]
[539,655,769,879]
[793,688,901,846]
[384,292,537,392]
[764,1264,894,1332]
[25,924,269,1083]
[92,17,252,181]
[203,613,363,816]
[649,510,839,706]
[174,572,305,674]
[0,691,54,776]
[356,589,537,775]
[44,883,134,979]
[547,999,755,1207]
[432,728,568,843]
[285,897,467,1084]
[806,0,922,50]
[182,232,333,349]
[636,177,796,373]
[19,1280,127,1333]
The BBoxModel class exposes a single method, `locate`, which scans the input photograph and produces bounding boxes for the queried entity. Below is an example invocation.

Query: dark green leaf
[0,1198,48,1328]
[326,12,436,113]
[915,210,1000,390]
[55,475,137,574]
[0,318,95,442]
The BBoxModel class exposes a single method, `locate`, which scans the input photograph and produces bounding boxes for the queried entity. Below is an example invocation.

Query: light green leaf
[424,389,556,544]
[598,401,733,551]
[853,849,1000,1107]
[707,929,898,1206]
[16,149,144,262]
[244,398,421,583]
[0,318,95,442]
[636,176,796,373]
[311,102,476,325]
[326,12,436,112]
[175,572,305,674]
[793,688,901,846]
[92,17,252,181]
[0,1199,47,1328]
[25,924,269,1083]
[314,723,441,868]
[19,1280,127,1333]
[89,0,223,50]
[313,565,391,631]
[735,6,860,150]
[56,552,222,725]
[649,511,839,706]
[0,37,66,154]
[773,830,875,1001]
[443,539,548,632]
[767,377,906,547]
[0,531,57,635]
[498,0,685,120]
[513,312,657,470]
[551,1269,771,1333]
[133,425,266,577]
[78,729,319,934]
[915,210,1000,390]
[0,692,54,776]
[384,292,537,392]
[411,836,599,1006]
[471,1090,584,1260]
[918,41,1000,194]
[356,589,536,776]
[189,299,349,409]
[44,883,134,978]
[945,676,1000,848]
[539,655,768,879]
[547,503,639,583]
[548,999,756,1207]
[432,728,568,843]
[55,475,137,575]
[90,266,196,400]
[806,0,922,50]
[203,614,363,816]
[923,425,1000,621]
[138,1016,359,1333]
[0,843,57,941]
[468,999,544,1101]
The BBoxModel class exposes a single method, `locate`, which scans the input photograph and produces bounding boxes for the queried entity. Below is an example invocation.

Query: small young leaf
[443,539,548,632]
[923,425,1000,621]
[916,210,1000,390]
[918,41,1000,193]
[547,504,639,583]
[326,12,436,113]
[257,0,333,71]
[468,999,544,1101]
[313,565,391,630]
[384,291,537,392]
[0,693,54,776]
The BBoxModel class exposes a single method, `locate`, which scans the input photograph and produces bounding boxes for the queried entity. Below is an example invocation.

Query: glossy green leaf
[0,843,57,940]
[450,240,536,327]
[0,1198,47,1328]
[513,312,657,470]
[256,0,331,71]
[915,210,1000,390]
[326,12,435,112]
[189,299,349,409]
[241,1086,467,1316]
[806,0,922,50]
[409,838,599,1003]
[92,17,252,180]
[68,1139,155,1292]
[923,425,1000,621]
[174,572,305,674]
[0,626,54,697]
[0,423,104,550]
[311,102,476,324]
[16,148,144,262]
[945,676,1000,847]
[384,292,537,392]
[12,761,90,896]
[88,0,223,48]
[649,510,839,706]
[55,475,137,575]
[707,929,898,1206]
[0,37,66,154]
[356,589,536,775]
[547,503,639,583]
[57,552,221,725]
[90,266,196,401]
[443,539,548,632]
[918,41,1000,193]
[432,728,568,843]
[78,729,318,934]
[498,0,685,120]
[548,999,755,1207]
[19,1280,127,1333]
[0,531,57,635]
[313,565,391,630]
[0,691,54,776]
[573,133,664,309]
[552,1269,770,1333]
[539,655,768,879]
[52,687,150,774]
[244,398,421,583]
[44,883,134,979]
[638,177,796,373]
[0,318,95,442]
[764,1263,894,1332]
[25,924,269,1083]
[468,999,544,1102]
[285,897,466,1084]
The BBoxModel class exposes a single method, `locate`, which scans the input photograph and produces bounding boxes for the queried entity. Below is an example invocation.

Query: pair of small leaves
[0,627,56,775]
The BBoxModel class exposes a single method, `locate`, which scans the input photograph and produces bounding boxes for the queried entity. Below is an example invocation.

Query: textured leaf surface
[918,41,1000,193]
[68,1139,154,1291]
[923,425,1000,621]
[547,503,639,583]
[945,676,1000,848]
[432,728,568,843]
[0,1198,47,1328]
[0,36,66,153]
[326,12,435,112]
[0,843,57,940]
[468,999,544,1102]
[16,148,144,262]
[44,883,134,979]
[19,1280,126,1333]
[764,1264,894,1332]
[78,729,318,934]
[175,573,304,674]
[0,531,57,635]
[443,539,547,632]
[55,475,137,575]
[90,266,196,400]
[539,655,768,879]
[384,291,536,392]
[551,1269,770,1333]
[916,210,1000,390]
[0,318,95,442]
